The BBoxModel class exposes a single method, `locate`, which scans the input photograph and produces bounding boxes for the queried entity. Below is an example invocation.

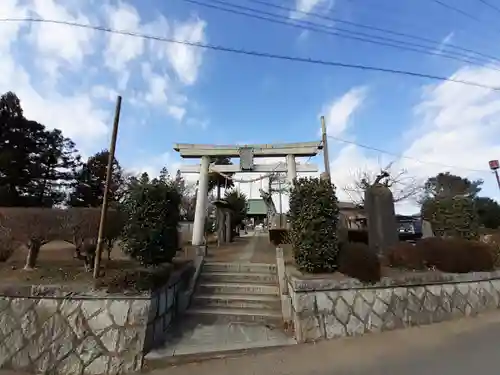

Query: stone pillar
[225,211,232,243]
[216,208,225,246]
[192,156,210,246]
[286,154,296,184]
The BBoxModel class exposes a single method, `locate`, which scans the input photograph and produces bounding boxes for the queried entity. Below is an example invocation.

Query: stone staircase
[186,262,283,325]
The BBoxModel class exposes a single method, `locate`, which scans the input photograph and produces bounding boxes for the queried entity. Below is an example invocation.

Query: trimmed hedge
[0,207,124,269]
[0,226,15,262]
[386,242,426,270]
[338,242,381,284]
[289,177,340,273]
[416,237,495,273]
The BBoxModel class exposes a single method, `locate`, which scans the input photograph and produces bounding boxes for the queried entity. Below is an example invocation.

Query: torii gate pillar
[192,156,210,246]
[286,154,297,184]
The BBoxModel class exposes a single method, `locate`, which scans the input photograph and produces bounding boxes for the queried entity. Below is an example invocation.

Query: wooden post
[93,95,122,279]
[320,116,331,180]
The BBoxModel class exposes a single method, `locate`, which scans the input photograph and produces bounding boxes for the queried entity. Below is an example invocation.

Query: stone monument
[364,183,399,255]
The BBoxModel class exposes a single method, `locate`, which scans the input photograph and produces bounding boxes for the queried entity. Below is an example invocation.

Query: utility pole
[321,116,331,180]
[489,160,500,192]
[93,95,122,279]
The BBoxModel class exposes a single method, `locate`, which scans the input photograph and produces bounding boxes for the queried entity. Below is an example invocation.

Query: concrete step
[185,307,283,324]
[203,262,277,274]
[200,271,278,284]
[192,294,281,310]
[197,282,279,296]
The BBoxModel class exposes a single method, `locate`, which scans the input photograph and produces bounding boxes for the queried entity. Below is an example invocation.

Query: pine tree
[68,150,124,207]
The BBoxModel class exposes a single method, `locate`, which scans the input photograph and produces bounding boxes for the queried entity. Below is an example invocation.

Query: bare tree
[343,163,422,206]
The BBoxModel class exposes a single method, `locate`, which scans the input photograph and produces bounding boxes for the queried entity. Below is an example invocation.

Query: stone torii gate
[174,142,322,246]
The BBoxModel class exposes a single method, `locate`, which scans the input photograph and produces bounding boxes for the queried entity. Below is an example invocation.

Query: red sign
[489,160,500,170]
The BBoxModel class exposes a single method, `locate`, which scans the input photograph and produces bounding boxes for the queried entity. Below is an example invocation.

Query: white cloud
[0,1,109,148]
[140,62,188,120]
[28,0,96,76]
[0,0,28,51]
[329,65,500,214]
[321,86,367,137]
[91,85,119,102]
[98,4,207,120]
[164,18,207,85]
[129,152,181,178]
[0,0,209,163]
[104,1,144,71]
[289,0,333,20]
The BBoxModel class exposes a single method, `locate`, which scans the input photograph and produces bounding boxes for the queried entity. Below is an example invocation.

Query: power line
[477,0,500,14]
[185,0,500,70]
[326,135,491,173]
[1,17,500,91]
[430,0,486,23]
[245,0,500,65]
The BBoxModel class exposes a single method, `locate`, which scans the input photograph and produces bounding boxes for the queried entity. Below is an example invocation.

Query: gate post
[192,156,210,246]
[286,154,296,184]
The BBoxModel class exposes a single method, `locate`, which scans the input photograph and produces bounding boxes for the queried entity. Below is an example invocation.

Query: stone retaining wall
[287,269,500,343]
[0,263,193,375]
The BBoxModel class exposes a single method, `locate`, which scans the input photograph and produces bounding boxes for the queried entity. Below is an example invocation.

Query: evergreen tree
[0,92,80,207]
[68,150,124,207]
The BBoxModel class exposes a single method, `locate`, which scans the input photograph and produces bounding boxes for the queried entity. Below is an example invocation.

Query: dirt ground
[0,240,188,288]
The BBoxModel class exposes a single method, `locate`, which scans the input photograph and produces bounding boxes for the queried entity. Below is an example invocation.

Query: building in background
[246,198,268,226]
[338,201,367,229]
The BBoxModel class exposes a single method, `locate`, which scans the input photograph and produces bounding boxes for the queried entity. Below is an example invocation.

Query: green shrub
[97,264,173,293]
[422,197,479,240]
[104,209,126,259]
[416,237,494,273]
[386,242,426,270]
[121,174,181,266]
[338,242,381,284]
[289,177,340,273]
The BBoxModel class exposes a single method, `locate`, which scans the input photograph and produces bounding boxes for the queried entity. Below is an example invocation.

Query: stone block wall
[144,267,191,352]
[287,270,500,343]
[0,264,192,375]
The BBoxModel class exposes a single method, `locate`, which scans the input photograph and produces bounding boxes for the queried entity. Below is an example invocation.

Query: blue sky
[2,0,500,213]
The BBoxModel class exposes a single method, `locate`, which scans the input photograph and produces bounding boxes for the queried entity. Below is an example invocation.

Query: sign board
[239,147,254,171]
[489,160,499,170]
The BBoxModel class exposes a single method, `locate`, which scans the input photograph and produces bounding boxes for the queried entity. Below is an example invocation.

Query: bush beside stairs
[186,262,283,325]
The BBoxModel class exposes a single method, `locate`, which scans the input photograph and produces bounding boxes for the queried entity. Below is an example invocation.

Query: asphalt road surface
[157,311,500,375]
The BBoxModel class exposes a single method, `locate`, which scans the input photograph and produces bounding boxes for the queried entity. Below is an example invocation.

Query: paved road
[2,312,499,375]
[153,311,500,375]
